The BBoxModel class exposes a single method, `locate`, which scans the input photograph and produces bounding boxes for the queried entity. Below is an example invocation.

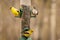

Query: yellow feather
[23,29,33,37]
[10,7,19,16]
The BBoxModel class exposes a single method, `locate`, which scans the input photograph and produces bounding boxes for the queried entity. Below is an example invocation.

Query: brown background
[0,0,60,40]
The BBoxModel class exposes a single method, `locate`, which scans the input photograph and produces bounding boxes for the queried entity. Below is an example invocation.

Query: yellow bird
[10,7,19,16]
[23,29,33,37]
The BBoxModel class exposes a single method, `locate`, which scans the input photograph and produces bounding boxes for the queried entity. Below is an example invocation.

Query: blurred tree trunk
[41,0,51,40]
[50,0,57,40]
[56,0,60,40]
[31,0,51,40]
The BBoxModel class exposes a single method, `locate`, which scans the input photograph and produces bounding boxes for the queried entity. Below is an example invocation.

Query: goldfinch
[23,29,33,37]
[22,27,33,37]
[10,7,19,16]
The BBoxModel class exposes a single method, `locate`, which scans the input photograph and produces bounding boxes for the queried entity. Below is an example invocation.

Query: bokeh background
[0,0,60,40]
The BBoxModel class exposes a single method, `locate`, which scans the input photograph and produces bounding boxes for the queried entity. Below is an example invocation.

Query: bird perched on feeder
[20,27,33,40]
[10,7,19,16]
[10,7,23,18]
